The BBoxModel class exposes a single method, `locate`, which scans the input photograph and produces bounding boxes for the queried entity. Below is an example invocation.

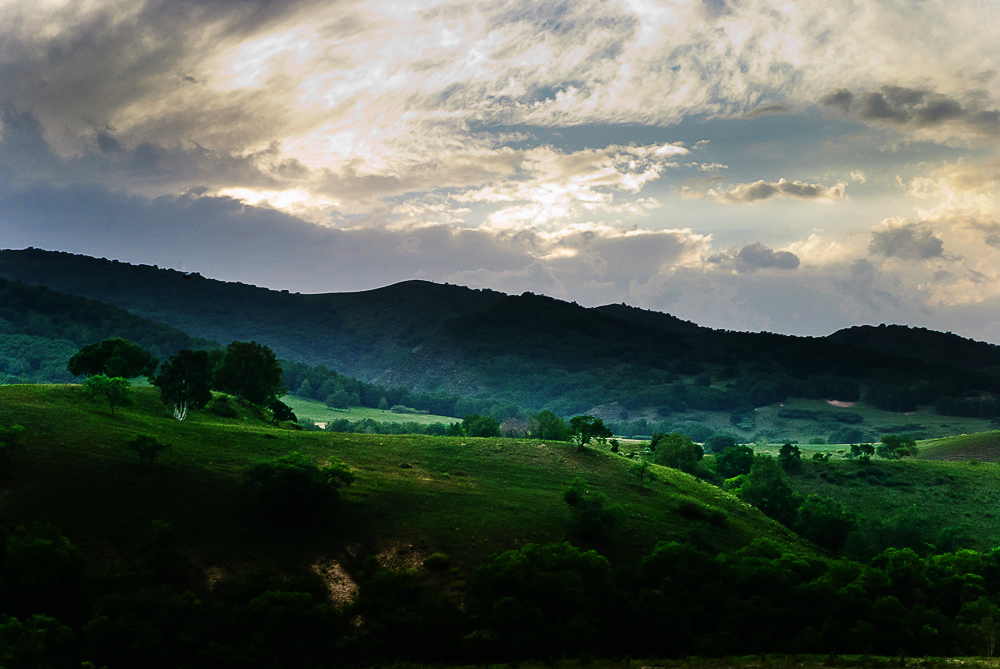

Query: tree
[67,337,157,379]
[734,454,800,527]
[213,341,284,406]
[562,477,620,541]
[632,459,653,488]
[268,398,297,423]
[569,415,612,452]
[530,410,571,441]
[650,432,703,474]
[126,435,170,471]
[794,495,855,554]
[462,414,501,438]
[877,434,919,460]
[84,375,132,416]
[715,444,754,479]
[778,442,802,473]
[849,442,875,463]
[704,432,737,454]
[152,349,213,421]
[0,424,25,469]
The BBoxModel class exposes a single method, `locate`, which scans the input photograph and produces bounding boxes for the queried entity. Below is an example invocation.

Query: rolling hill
[3,247,1000,443]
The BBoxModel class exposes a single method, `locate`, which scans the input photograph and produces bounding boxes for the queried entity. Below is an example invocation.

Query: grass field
[784,454,1000,554]
[0,384,806,584]
[282,394,458,427]
[683,397,995,446]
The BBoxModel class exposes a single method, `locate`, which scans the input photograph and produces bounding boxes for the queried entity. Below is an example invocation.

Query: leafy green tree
[462,414,501,437]
[569,415,612,452]
[849,442,875,462]
[0,424,25,469]
[562,477,620,541]
[778,442,802,473]
[794,495,856,554]
[0,523,87,621]
[715,444,754,479]
[67,337,158,379]
[84,375,132,416]
[242,452,353,520]
[213,340,284,406]
[465,541,616,660]
[126,435,170,471]
[152,349,213,421]
[734,454,800,527]
[650,432,703,474]
[956,596,1000,657]
[0,614,77,668]
[632,458,653,488]
[268,398,298,423]
[704,432,737,454]
[530,410,571,441]
[877,434,919,460]
[345,564,463,663]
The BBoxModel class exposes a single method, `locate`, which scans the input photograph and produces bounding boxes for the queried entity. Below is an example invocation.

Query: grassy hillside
[282,394,458,427]
[783,455,1000,556]
[917,431,1000,462]
[0,384,805,578]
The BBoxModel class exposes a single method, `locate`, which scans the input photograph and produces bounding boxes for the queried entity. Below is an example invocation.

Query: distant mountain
[0,276,215,383]
[2,247,1000,428]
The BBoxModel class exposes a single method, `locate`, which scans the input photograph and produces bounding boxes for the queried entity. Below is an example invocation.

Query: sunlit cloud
[2,0,1000,341]
[685,178,848,204]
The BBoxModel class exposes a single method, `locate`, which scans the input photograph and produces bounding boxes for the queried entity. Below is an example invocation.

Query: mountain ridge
[3,247,1000,435]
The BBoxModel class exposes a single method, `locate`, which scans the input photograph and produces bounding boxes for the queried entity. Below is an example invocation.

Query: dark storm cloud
[744,103,792,119]
[708,242,800,273]
[869,223,944,260]
[821,85,1000,136]
[0,0,317,153]
[0,107,301,194]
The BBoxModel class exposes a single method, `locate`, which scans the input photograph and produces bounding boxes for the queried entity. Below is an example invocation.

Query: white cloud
[686,178,848,204]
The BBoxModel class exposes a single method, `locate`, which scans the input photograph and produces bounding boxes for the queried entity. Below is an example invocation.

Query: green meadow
[282,394,458,427]
[0,384,804,577]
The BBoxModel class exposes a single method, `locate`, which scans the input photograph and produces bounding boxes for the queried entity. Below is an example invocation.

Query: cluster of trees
[9,513,1000,666]
[67,337,293,421]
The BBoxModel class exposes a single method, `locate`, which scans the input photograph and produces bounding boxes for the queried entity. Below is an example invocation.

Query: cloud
[708,242,800,273]
[869,221,944,260]
[687,178,847,204]
[744,103,793,119]
[821,86,1000,143]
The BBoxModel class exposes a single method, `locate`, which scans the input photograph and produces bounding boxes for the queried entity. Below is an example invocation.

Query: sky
[1,0,999,342]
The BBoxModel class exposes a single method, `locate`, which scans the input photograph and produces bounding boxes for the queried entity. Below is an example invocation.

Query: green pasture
[0,384,804,578]
[686,397,995,446]
[282,394,457,426]
[785,455,1000,554]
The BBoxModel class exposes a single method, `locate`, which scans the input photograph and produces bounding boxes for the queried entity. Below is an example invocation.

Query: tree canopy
[67,338,158,380]
[568,415,612,452]
[650,432,703,474]
[213,341,283,406]
[153,349,214,421]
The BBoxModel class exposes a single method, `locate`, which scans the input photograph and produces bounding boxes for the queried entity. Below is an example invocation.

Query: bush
[126,435,170,470]
[207,395,238,418]
[422,553,451,571]
[242,452,353,520]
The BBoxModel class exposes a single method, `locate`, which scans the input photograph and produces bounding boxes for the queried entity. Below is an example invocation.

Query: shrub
[242,452,353,520]
[126,435,170,470]
[422,553,451,571]
[207,395,238,418]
